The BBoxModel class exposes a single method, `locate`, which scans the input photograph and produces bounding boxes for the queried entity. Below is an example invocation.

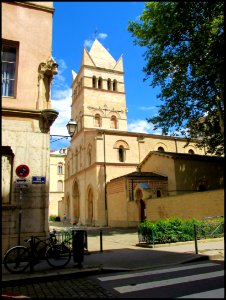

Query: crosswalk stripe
[177,288,224,298]
[98,262,218,282]
[114,270,224,293]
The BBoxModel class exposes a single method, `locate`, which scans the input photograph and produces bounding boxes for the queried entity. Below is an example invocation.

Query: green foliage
[49,215,61,222]
[138,217,224,245]
[128,2,224,155]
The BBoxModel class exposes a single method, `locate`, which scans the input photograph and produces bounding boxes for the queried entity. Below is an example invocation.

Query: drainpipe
[174,138,178,153]
[103,131,108,226]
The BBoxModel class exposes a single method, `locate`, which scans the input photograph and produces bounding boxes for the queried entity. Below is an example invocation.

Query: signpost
[15,164,30,245]
[32,176,46,184]
[15,179,28,189]
[16,164,30,178]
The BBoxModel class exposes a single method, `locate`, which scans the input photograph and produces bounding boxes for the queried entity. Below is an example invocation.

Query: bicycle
[3,230,71,274]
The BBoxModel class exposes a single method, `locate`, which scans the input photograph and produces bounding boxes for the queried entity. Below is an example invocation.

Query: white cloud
[128,119,162,135]
[50,87,72,136]
[98,33,108,39]
[84,32,108,49]
[138,106,157,111]
[84,39,93,48]
[52,58,68,90]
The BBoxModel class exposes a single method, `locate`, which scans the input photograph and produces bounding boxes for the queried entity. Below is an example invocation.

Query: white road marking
[114,271,224,293]
[98,262,218,281]
[178,288,224,298]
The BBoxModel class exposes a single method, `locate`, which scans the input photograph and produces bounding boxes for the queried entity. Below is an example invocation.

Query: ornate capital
[38,57,58,77]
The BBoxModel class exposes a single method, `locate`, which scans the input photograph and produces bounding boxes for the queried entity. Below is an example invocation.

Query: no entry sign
[16,165,30,178]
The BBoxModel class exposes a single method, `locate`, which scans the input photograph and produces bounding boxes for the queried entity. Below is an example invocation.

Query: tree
[128,2,224,155]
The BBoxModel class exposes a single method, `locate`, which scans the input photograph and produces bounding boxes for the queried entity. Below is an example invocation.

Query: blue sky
[50,2,162,150]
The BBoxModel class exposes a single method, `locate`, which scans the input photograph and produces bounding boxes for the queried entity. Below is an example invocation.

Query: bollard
[84,231,88,251]
[72,230,85,266]
[194,224,198,254]
[152,230,155,248]
[29,236,35,273]
[100,229,103,252]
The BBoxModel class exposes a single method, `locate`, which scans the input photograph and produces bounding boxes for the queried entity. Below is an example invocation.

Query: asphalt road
[88,260,224,298]
[2,260,224,298]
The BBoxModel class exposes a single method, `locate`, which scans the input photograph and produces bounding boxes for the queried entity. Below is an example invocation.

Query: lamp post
[50,119,77,144]
[66,119,77,137]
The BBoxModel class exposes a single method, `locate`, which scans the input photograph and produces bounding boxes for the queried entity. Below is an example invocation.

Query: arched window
[75,149,78,172]
[94,114,101,127]
[92,76,97,88]
[158,146,165,152]
[118,146,125,162]
[157,190,161,197]
[57,163,63,174]
[110,115,117,129]
[88,148,92,166]
[188,149,195,154]
[57,180,63,192]
[107,78,111,90]
[98,77,102,89]
[113,79,117,91]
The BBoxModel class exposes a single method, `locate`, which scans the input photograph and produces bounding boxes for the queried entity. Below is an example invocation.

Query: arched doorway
[140,199,146,222]
[87,188,94,226]
[72,181,79,223]
[135,188,146,222]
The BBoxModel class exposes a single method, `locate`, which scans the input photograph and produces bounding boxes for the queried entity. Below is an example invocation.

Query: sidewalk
[2,224,224,285]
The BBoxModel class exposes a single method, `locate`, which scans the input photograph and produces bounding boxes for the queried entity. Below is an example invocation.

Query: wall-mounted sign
[16,165,30,178]
[32,176,46,184]
[15,179,29,189]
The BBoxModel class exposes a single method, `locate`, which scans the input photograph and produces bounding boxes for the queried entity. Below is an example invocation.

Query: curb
[2,254,213,286]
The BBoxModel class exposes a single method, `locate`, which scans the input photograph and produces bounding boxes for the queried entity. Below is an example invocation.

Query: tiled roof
[139,151,224,167]
[110,171,167,182]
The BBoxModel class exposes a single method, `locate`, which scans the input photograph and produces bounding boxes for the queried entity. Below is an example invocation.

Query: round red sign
[16,165,30,178]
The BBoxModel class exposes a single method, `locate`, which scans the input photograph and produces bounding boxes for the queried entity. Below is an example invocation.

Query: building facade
[49,148,67,219]
[2,2,58,255]
[64,40,206,227]
[107,153,224,226]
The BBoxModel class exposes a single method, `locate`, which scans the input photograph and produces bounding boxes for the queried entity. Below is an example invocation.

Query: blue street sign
[32,176,46,184]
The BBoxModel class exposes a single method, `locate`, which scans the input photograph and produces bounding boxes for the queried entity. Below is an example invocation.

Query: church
[63,39,221,227]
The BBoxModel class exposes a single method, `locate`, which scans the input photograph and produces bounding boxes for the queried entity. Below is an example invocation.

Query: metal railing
[138,218,224,248]
[52,228,104,252]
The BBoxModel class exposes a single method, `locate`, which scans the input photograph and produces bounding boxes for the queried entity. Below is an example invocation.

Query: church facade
[64,40,206,227]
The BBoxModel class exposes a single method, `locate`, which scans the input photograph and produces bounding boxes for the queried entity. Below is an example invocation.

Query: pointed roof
[72,70,77,80]
[81,48,95,67]
[113,55,123,72]
[88,39,120,70]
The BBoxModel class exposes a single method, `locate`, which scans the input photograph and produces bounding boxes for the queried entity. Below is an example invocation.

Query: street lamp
[66,119,77,137]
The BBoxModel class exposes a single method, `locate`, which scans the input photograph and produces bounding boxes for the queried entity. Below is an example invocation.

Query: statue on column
[37,57,58,110]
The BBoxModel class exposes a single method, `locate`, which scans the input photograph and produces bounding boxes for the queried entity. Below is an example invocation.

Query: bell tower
[71,39,128,133]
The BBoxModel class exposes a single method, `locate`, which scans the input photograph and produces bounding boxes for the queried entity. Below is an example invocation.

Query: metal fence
[138,217,224,247]
[53,229,88,251]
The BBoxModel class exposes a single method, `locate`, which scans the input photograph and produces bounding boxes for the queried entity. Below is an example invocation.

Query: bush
[138,217,224,245]
[49,215,57,221]
[49,215,61,222]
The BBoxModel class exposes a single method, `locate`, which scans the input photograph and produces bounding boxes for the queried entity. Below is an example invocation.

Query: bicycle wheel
[46,244,71,268]
[4,246,30,274]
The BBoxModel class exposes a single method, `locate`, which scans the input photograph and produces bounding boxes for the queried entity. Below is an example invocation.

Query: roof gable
[88,39,117,69]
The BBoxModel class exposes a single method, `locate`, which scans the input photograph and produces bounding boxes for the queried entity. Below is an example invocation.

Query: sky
[50,2,162,150]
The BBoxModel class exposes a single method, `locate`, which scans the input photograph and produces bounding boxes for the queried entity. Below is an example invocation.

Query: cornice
[8,2,54,13]
[81,65,124,75]
[2,107,43,119]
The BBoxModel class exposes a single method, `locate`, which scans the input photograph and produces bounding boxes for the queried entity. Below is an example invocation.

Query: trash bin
[72,229,86,266]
